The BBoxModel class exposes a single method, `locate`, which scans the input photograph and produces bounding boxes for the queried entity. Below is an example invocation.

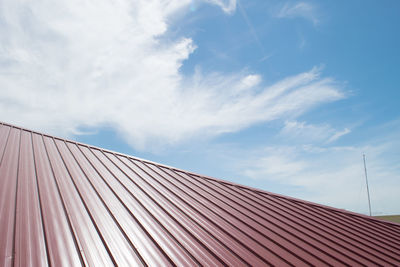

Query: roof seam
[99,150,207,266]
[83,146,185,266]
[278,191,400,254]
[127,159,253,266]
[29,131,51,267]
[209,180,365,266]
[313,205,400,240]
[58,139,148,266]
[42,135,87,266]
[291,198,400,248]
[229,183,388,265]
[234,183,399,265]
[149,164,276,266]
[11,128,22,267]
[188,172,347,266]
[171,170,312,266]
[60,141,119,266]
[123,157,246,266]
[0,125,12,168]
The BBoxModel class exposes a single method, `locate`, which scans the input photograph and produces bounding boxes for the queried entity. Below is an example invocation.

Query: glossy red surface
[1,122,399,266]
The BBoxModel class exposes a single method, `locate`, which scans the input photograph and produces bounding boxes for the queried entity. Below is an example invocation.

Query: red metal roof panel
[1,121,400,266]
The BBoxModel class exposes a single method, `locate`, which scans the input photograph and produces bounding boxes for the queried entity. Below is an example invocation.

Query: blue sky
[1,0,399,215]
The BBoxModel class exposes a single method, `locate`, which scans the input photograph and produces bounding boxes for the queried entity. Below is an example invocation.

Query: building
[1,121,399,266]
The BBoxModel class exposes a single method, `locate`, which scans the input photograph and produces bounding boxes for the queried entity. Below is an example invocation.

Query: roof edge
[2,120,399,228]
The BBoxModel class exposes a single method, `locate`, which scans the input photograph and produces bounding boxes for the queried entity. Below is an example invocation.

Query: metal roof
[1,121,399,267]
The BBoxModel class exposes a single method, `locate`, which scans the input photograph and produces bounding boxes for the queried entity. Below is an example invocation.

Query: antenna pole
[363,154,372,216]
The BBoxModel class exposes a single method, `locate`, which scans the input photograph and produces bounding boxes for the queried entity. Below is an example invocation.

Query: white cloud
[327,128,351,143]
[0,0,342,150]
[235,74,261,92]
[276,2,319,25]
[243,147,307,180]
[281,121,351,143]
[205,0,237,14]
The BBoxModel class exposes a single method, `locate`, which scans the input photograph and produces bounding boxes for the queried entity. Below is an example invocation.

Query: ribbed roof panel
[1,122,399,266]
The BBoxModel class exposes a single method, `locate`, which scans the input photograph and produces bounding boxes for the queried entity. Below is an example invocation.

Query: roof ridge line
[0,121,185,170]
[2,120,399,228]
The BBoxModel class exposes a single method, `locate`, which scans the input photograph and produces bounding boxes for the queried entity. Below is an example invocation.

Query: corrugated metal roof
[1,121,399,267]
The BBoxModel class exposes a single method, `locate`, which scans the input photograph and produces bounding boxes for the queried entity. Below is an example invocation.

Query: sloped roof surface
[1,121,400,267]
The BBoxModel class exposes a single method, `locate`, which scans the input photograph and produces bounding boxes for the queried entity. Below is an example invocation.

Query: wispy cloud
[205,0,237,14]
[276,2,319,25]
[327,128,351,143]
[243,148,307,180]
[237,1,266,58]
[0,0,340,151]
[232,121,400,215]
[281,121,351,143]
[298,31,307,49]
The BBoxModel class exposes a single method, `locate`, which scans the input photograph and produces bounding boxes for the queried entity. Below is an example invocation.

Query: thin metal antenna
[363,154,372,216]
